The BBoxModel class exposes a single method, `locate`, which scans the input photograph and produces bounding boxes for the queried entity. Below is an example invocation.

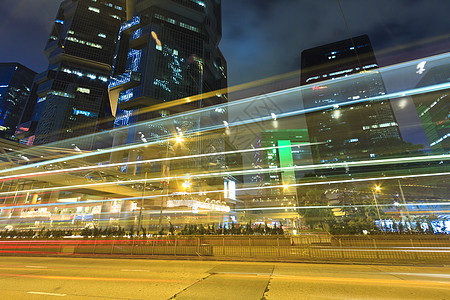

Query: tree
[298,188,334,231]
[169,222,175,235]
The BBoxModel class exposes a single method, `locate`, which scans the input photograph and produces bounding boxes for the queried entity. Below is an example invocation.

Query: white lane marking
[391,272,450,279]
[25,265,48,268]
[27,292,66,296]
[120,269,149,272]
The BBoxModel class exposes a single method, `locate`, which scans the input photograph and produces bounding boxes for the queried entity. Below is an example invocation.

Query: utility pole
[137,172,147,234]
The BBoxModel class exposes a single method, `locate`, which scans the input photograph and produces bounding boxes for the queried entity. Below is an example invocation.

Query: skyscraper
[109,0,227,128]
[18,0,127,149]
[300,35,401,168]
[0,63,35,140]
[412,64,450,154]
[107,0,227,175]
[104,0,228,223]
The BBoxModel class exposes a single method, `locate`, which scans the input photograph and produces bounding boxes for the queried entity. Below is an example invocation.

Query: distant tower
[18,0,127,149]
[0,63,35,140]
[300,35,401,167]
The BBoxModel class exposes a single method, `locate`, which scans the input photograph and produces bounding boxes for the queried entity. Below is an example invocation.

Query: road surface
[0,257,449,299]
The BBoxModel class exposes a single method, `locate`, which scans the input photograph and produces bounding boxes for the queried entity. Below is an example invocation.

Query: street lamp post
[157,134,183,234]
[372,186,382,220]
[137,171,147,234]
[398,179,411,220]
[157,139,170,234]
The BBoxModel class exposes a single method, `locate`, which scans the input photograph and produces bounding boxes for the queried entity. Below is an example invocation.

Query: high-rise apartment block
[300,35,401,167]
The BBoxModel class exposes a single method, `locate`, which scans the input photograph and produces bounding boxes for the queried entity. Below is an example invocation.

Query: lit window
[180,22,199,33]
[76,87,90,94]
[88,7,100,13]
[66,36,103,49]
[49,90,75,99]
[192,0,205,7]
[73,108,98,117]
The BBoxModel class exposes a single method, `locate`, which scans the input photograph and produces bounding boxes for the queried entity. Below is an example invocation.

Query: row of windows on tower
[89,0,123,11]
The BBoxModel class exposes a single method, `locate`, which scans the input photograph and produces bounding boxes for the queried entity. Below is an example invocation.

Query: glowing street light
[175,135,183,144]
[372,185,382,220]
[182,180,191,190]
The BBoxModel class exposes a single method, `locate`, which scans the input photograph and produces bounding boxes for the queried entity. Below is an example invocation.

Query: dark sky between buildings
[1,0,449,86]
[0,0,448,146]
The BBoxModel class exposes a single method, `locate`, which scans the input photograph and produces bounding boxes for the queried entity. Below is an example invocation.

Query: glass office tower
[104,0,228,223]
[109,0,227,126]
[0,63,36,140]
[300,35,401,169]
[18,0,127,149]
[412,64,450,154]
[108,0,227,170]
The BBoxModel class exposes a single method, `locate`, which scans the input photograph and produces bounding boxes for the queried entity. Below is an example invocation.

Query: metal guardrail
[0,235,449,264]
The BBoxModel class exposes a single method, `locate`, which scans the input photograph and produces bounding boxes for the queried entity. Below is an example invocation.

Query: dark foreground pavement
[0,257,449,299]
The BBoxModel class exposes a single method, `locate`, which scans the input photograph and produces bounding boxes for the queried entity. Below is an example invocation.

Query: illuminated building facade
[108,0,227,172]
[0,63,35,140]
[252,129,312,212]
[104,0,228,223]
[18,0,127,148]
[109,0,227,128]
[300,35,401,167]
[412,65,450,154]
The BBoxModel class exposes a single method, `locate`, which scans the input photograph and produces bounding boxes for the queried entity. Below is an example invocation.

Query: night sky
[1,0,449,86]
[0,0,448,146]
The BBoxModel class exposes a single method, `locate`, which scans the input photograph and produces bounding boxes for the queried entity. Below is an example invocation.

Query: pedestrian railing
[0,235,449,264]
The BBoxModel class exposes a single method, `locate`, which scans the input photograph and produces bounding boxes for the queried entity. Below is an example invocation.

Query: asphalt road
[0,257,449,299]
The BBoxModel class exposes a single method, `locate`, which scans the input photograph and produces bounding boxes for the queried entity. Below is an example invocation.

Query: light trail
[233,202,450,212]
[266,274,450,288]
[0,272,186,283]
[27,292,66,297]
[1,64,450,176]
[0,146,447,185]
[0,143,313,182]
[0,171,449,212]
[0,152,448,197]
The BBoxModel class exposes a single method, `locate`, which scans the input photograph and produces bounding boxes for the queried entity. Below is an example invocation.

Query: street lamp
[371,185,382,220]
[136,171,147,235]
[157,135,183,234]
[182,180,191,190]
